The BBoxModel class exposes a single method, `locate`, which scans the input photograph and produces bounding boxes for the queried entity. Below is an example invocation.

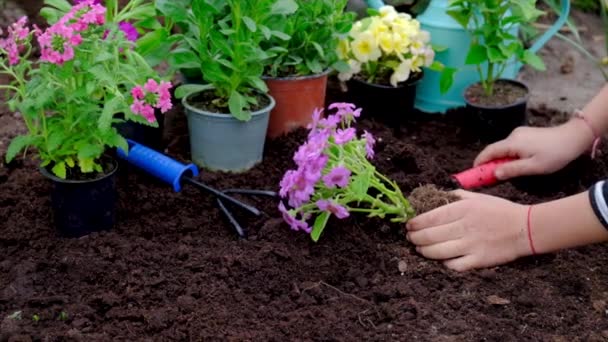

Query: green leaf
[168,49,200,70]
[155,0,190,22]
[331,60,350,73]
[271,30,291,41]
[247,77,268,93]
[439,67,458,94]
[242,16,257,32]
[487,47,505,63]
[174,84,214,99]
[311,42,325,59]
[39,8,63,24]
[94,52,114,63]
[305,58,323,74]
[43,0,71,12]
[228,91,250,121]
[271,0,298,15]
[99,96,123,130]
[260,25,272,40]
[446,9,471,28]
[432,44,448,53]
[5,135,31,163]
[465,44,488,65]
[350,171,371,201]
[77,143,103,160]
[52,162,66,179]
[522,50,546,71]
[87,65,114,85]
[311,211,330,242]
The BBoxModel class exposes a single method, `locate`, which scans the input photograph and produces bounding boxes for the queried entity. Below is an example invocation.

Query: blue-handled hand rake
[117,139,277,238]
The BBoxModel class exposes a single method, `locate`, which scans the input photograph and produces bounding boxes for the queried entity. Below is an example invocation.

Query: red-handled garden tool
[451,157,517,189]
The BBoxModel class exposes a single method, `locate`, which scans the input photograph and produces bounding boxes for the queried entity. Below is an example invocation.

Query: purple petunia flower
[333,128,356,145]
[363,130,375,159]
[119,21,138,42]
[323,166,351,188]
[278,202,311,233]
[316,200,350,219]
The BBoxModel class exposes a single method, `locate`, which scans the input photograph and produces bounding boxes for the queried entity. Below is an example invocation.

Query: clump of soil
[408,184,461,214]
[465,80,528,107]
[185,89,270,114]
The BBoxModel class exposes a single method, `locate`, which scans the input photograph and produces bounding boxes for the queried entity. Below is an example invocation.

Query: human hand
[473,119,595,180]
[405,190,531,272]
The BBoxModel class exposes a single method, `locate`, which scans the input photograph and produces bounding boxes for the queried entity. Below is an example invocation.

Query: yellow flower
[379,5,398,24]
[390,60,412,87]
[337,39,350,60]
[379,5,397,18]
[351,31,381,63]
[394,32,411,54]
[378,31,396,54]
[411,55,424,72]
[368,17,389,37]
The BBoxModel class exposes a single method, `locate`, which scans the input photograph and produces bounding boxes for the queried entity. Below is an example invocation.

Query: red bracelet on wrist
[527,205,537,255]
[573,109,601,159]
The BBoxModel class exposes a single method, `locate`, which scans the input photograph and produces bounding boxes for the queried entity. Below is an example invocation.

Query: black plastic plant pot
[40,159,118,238]
[346,71,422,129]
[464,79,529,143]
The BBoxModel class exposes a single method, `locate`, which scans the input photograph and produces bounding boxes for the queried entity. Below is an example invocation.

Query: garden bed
[2,79,608,340]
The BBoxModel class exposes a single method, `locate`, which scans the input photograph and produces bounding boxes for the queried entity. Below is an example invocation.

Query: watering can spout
[514,0,570,70]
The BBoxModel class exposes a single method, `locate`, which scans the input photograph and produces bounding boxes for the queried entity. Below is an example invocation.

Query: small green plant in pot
[261,0,355,138]
[447,0,546,141]
[337,5,439,127]
[154,0,297,172]
[2,0,171,237]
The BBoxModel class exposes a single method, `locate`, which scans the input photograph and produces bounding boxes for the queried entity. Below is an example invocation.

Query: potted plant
[261,0,355,138]
[337,5,438,127]
[2,0,172,237]
[151,0,297,172]
[42,0,167,150]
[447,0,546,141]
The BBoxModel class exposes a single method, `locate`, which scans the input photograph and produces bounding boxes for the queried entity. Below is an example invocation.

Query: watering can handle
[365,0,385,9]
[528,0,570,53]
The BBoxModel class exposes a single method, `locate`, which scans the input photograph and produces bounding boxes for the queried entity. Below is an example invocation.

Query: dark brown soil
[185,89,271,115]
[2,76,608,341]
[465,79,529,107]
[409,184,461,215]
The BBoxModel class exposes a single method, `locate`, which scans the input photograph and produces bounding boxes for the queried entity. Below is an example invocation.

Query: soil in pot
[465,80,528,107]
[464,79,529,142]
[186,90,270,114]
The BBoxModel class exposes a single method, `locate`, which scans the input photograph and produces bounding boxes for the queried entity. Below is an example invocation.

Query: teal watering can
[413,0,570,113]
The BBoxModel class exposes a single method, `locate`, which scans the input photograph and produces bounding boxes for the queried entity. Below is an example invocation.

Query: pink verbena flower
[333,128,356,145]
[328,102,361,122]
[323,166,351,188]
[130,79,173,122]
[73,0,101,4]
[0,16,30,65]
[38,22,81,65]
[278,202,311,233]
[363,130,375,159]
[317,199,350,219]
[279,168,316,208]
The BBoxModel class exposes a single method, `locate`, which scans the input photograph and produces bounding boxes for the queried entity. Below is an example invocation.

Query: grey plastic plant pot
[182,92,275,172]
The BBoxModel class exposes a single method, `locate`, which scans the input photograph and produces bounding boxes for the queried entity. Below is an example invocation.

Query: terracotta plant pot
[263,71,329,138]
[464,79,529,142]
[346,71,423,128]
[40,158,118,238]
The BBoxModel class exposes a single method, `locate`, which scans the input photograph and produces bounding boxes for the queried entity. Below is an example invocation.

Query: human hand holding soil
[406,189,530,272]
